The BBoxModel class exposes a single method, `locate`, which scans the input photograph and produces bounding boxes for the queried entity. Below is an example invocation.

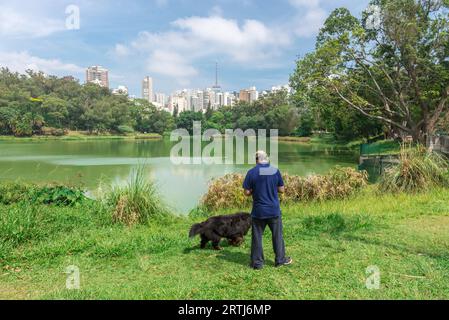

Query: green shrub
[200,173,251,213]
[379,145,449,193]
[117,125,135,134]
[201,167,368,212]
[31,186,86,207]
[102,167,170,225]
[0,182,86,207]
[41,127,67,136]
[283,167,368,202]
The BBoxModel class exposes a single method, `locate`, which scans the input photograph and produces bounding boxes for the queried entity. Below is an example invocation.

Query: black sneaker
[275,257,293,267]
[250,264,263,270]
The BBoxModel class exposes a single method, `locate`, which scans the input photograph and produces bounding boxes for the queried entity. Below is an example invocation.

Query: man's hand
[244,189,253,197]
[278,186,285,194]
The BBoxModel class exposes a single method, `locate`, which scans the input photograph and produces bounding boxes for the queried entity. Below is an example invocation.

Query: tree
[41,96,69,128]
[291,1,449,144]
[205,103,213,120]
[173,104,179,118]
[176,111,204,134]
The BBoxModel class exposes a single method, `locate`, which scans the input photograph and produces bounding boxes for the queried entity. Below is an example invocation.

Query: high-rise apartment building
[239,86,259,103]
[155,93,167,106]
[85,66,109,88]
[142,76,154,103]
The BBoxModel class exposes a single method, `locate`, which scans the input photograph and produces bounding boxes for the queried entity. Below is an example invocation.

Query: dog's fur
[189,212,251,250]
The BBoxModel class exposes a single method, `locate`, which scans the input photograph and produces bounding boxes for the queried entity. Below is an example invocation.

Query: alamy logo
[170,121,279,175]
[365,5,382,30]
[365,265,380,290]
[65,265,80,290]
[65,5,80,30]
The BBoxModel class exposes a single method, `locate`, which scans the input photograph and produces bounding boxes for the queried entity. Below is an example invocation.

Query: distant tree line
[0,69,174,136]
[0,68,303,138]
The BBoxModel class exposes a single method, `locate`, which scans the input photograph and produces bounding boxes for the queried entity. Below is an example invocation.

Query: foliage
[117,125,135,134]
[0,70,173,136]
[0,182,33,205]
[0,69,302,138]
[102,167,170,225]
[171,91,301,136]
[282,167,368,202]
[201,167,368,212]
[31,186,86,207]
[290,1,449,143]
[0,182,86,207]
[379,145,449,193]
[201,173,252,212]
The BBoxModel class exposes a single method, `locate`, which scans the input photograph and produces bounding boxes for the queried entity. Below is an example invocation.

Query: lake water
[0,139,358,213]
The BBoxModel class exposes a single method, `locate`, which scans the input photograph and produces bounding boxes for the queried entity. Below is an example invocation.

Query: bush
[117,125,135,134]
[283,167,368,202]
[31,186,86,207]
[379,145,449,193]
[201,167,368,212]
[0,182,86,207]
[200,173,252,212]
[41,127,67,136]
[102,167,170,225]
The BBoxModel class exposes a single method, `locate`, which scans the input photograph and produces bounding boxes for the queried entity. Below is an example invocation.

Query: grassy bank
[0,132,162,141]
[1,186,448,299]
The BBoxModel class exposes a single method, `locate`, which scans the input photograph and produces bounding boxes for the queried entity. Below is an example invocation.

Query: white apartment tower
[86,66,109,88]
[142,76,154,103]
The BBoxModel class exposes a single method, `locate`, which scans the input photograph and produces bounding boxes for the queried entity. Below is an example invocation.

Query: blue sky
[0,0,370,96]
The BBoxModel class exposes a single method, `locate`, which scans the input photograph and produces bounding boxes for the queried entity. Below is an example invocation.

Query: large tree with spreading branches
[291,0,449,144]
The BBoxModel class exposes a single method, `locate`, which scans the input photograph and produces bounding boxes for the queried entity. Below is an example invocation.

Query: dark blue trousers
[251,216,287,268]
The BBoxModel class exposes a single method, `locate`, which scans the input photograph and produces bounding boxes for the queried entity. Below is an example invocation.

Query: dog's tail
[189,223,204,238]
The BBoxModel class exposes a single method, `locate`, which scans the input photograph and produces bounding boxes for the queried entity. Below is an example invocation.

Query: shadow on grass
[182,242,251,267]
[216,250,250,267]
[342,234,449,260]
[299,212,376,236]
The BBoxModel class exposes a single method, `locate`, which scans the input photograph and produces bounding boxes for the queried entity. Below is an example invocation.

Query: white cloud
[117,15,291,84]
[0,51,84,76]
[111,0,330,85]
[0,6,65,38]
[113,44,131,57]
[289,0,327,37]
[147,50,198,80]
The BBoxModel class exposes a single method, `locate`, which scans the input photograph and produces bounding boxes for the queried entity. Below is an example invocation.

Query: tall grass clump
[201,167,368,212]
[379,145,449,193]
[282,167,368,202]
[200,173,252,212]
[102,167,170,225]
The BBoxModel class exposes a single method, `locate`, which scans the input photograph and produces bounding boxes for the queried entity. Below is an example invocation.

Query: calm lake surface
[0,139,358,213]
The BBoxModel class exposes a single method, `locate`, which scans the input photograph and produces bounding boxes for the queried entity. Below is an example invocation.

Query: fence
[427,135,449,155]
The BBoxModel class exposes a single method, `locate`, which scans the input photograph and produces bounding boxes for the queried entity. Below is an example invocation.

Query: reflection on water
[0,139,358,213]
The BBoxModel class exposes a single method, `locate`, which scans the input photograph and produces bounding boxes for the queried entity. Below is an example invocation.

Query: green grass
[360,140,401,156]
[0,133,162,141]
[1,186,449,299]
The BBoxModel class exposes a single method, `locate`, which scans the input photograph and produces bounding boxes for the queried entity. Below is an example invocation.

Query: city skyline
[0,0,370,96]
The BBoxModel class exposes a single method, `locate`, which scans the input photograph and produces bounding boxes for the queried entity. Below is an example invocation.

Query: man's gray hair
[256,150,269,164]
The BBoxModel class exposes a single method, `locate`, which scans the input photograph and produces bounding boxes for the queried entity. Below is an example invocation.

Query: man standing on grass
[243,150,292,270]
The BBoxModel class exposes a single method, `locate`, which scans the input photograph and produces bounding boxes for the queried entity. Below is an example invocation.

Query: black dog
[189,212,251,250]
